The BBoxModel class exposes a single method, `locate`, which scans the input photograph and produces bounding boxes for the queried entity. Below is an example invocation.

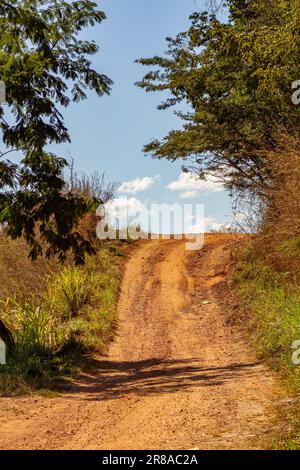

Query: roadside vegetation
[232,139,300,388]
[0,161,130,396]
[0,235,132,396]
[233,244,300,387]
[231,140,300,448]
[0,1,123,395]
[233,245,300,449]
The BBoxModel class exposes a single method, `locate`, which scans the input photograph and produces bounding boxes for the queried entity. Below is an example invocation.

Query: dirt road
[0,236,284,449]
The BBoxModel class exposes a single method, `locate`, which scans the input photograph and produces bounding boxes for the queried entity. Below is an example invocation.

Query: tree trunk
[0,319,14,352]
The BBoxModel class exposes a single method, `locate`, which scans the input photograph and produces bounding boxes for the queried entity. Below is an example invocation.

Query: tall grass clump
[44,261,118,351]
[45,267,101,320]
[0,298,67,395]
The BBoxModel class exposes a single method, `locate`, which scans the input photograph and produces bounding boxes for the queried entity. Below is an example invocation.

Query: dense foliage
[137,0,300,197]
[0,1,112,263]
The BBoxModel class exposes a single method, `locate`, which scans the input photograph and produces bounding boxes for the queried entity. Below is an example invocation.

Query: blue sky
[53,0,232,231]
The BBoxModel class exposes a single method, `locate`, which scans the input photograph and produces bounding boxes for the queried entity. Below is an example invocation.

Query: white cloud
[118,175,160,194]
[187,216,215,234]
[187,216,231,234]
[178,190,199,199]
[167,172,223,198]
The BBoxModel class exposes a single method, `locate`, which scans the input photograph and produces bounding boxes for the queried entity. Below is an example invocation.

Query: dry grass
[0,234,61,302]
[255,135,300,283]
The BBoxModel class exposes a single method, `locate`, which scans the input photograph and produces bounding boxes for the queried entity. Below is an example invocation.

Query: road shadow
[65,357,262,401]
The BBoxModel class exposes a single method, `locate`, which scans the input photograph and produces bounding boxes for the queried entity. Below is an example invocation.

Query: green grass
[232,250,300,388]
[232,244,300,449]
[0,242,127,396]
[274,429,300,450]
[0,234,60,303]
[279,237,300,258]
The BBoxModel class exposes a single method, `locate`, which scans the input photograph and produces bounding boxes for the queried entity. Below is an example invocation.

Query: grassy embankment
[229,142,300,448]
[232,237,300,448]
[0,234,133,396]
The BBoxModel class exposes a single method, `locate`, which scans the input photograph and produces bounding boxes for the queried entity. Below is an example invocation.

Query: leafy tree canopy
[0,0,112,264]
[136,0,300,196]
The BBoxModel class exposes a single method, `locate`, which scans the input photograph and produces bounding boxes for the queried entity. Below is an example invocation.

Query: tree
[136,0,300,198]
[0,0,112,264]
